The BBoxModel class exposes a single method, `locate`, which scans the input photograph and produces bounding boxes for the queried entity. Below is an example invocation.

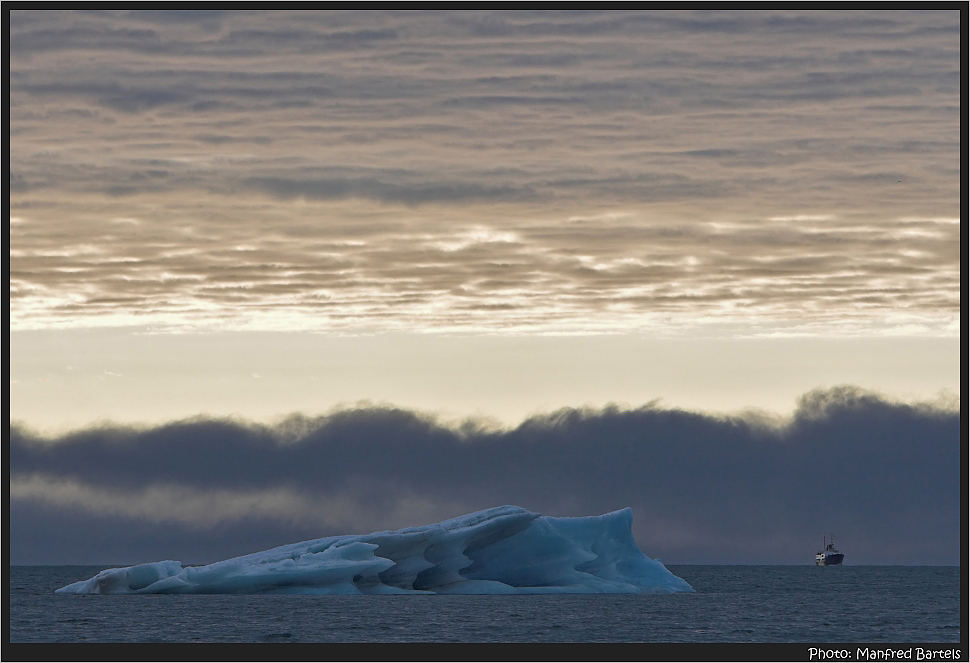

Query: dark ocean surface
[8,565,960,643]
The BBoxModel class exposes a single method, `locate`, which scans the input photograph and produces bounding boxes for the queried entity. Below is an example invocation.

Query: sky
[7,9,962,564]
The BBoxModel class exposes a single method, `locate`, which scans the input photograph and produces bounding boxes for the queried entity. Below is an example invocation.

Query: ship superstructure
[815,535,844,566]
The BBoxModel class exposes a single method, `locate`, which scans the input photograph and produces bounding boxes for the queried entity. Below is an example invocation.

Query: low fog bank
[9,386,960,565]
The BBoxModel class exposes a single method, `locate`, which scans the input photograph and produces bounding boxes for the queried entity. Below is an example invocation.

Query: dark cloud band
[9,387,960,565]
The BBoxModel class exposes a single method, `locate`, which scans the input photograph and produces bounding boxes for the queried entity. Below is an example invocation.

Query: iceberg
[55,505,693,595]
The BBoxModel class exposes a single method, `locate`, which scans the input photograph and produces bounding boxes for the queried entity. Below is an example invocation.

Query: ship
[815,535,844,566]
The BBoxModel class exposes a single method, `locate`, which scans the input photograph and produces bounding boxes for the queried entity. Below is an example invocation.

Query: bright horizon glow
[10,329,959,436]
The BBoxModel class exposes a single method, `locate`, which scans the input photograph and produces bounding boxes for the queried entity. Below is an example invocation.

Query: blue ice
[55,506,694,595]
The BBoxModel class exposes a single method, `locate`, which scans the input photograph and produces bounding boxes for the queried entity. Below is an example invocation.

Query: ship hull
[816,554,844,566]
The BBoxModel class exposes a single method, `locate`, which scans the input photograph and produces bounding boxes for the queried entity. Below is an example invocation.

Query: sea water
[8,565,960,643]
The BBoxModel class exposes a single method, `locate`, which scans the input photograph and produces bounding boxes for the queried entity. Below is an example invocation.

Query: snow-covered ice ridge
[55,506,693,595]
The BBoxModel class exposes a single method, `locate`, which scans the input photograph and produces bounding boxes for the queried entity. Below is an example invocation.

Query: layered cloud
[9,10,961,336]
[9,386,960,565]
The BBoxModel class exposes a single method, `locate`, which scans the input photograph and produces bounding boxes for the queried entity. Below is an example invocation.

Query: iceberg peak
[55,506,693,595]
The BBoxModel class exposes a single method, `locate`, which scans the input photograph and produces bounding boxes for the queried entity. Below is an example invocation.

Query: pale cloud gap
[8,10,960,336]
